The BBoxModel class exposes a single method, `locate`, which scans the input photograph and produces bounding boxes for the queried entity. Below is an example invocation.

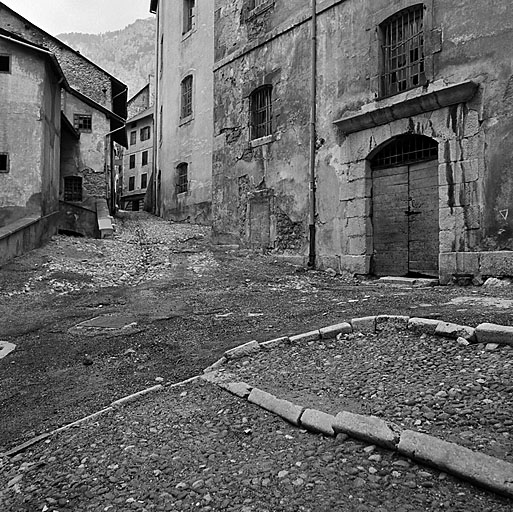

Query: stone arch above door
[369,134,439,277]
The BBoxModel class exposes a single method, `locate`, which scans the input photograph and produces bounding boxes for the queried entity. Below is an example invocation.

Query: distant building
[150,0,213,224]
[122,107,154,211]
[212,0,513,282]
[0,32,66,263]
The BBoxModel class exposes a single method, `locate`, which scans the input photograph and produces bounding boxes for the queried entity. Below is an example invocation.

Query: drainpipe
[308,0,317,268]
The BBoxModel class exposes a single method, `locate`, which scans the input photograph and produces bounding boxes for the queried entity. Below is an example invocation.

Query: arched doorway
[370,134,439,277]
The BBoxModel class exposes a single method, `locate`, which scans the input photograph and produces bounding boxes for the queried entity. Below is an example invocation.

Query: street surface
[1,211,512,510]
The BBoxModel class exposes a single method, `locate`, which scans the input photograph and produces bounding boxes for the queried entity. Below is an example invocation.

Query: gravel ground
[1,379,512,512]
[218,327,513,464]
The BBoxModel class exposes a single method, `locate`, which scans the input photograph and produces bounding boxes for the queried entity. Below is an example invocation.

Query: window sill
[249,134,274,148]
[182,28,196,42]
[246,0,274,21]
[179,115,194,127]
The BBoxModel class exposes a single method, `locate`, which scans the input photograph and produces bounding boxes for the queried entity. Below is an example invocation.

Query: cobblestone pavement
[1,380,512,512]
[1,212,513,510]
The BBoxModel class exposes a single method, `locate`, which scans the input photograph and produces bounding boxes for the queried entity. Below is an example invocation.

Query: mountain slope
[58,17,156,97]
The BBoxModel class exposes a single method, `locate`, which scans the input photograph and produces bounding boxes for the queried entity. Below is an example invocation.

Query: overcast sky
[2,0,153,35]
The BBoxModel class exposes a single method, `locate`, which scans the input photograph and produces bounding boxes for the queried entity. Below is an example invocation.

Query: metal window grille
[181,76,193,119]
[128,176,135,191]
[73,114,92,132]
[372,134,438,168]
[250,86,272,140]
[177,163,188,194]
[129,155,136,169]
[380,5,425,97]
[142,151,148,166]
[0,153,8,172]
[63,176,82,202]
[183,0,195,34]
[141,173,148,189]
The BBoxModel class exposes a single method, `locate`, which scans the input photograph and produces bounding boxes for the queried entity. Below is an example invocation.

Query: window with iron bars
[177,163,188,194]
[249,86,272,140]
[371,134,438,169]
[63,176,83,202]
[181,75,193,119]
[183,0,195,34]
[73,114,92,132]
[380,5,425,98]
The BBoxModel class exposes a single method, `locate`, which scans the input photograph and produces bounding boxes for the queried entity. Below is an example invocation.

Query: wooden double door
[373,159,439,277]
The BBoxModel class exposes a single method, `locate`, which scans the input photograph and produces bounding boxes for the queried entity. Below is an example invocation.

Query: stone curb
[0,375,202,459]
[214,380,513,499]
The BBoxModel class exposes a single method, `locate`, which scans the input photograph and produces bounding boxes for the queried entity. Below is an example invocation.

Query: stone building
[150,0,213,224]
[122,107,154,211]
[0,32,66,263]
[212,0,513,282]
[0,1,128,217]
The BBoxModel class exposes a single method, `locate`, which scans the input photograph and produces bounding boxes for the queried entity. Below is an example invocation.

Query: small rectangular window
[250,86,272,140]
[0,55,10,73]
[142,150,148,166]
[0,153,9,172]
[177,163,188,194]
[140,126,151,141]
[129,155,136,169]
[141,173,148,189]
[183,0,195,34]
[63,176,82,202]
[181,76,193,119]
[73,114,92,132]
[130,131,137,145]
[128,176,135,191]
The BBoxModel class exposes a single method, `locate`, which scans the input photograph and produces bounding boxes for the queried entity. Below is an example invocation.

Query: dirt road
[1,211,512,452]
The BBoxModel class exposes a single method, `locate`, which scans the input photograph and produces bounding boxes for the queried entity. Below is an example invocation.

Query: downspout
[308,0,317,268]
[152,4,160,216]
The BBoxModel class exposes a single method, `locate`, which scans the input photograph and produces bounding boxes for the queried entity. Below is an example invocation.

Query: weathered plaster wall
[214,0,513,275]
[0,40,47,227]
[155,0,213,225]
[128,85,151,118]
[61,92,110,202]
[213,19,311,250]
[0,5,113,110]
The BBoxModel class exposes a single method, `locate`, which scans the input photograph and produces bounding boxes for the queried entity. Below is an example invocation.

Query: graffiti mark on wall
[499,209,509,221]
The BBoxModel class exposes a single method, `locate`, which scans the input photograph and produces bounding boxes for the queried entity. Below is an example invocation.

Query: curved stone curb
[215,380,513,499]
[0,375,202,459]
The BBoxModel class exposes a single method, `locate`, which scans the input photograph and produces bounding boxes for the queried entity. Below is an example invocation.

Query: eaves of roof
[0,2,127,89]
[68,87,125,125]
[0,30,70,91]
[127,106,154,124]
[61,112,80,140]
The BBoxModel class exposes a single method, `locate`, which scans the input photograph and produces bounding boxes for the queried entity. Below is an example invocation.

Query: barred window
[73,114,92,132]
[181,75,193,119]
[63,176,82,202]
[130,131,137,145]
[371,134,437,168]
[249,86,272,140]
[177,163,188,194]
[129,155,136,169]
[183,0,195,34]
[380,5,425,97]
